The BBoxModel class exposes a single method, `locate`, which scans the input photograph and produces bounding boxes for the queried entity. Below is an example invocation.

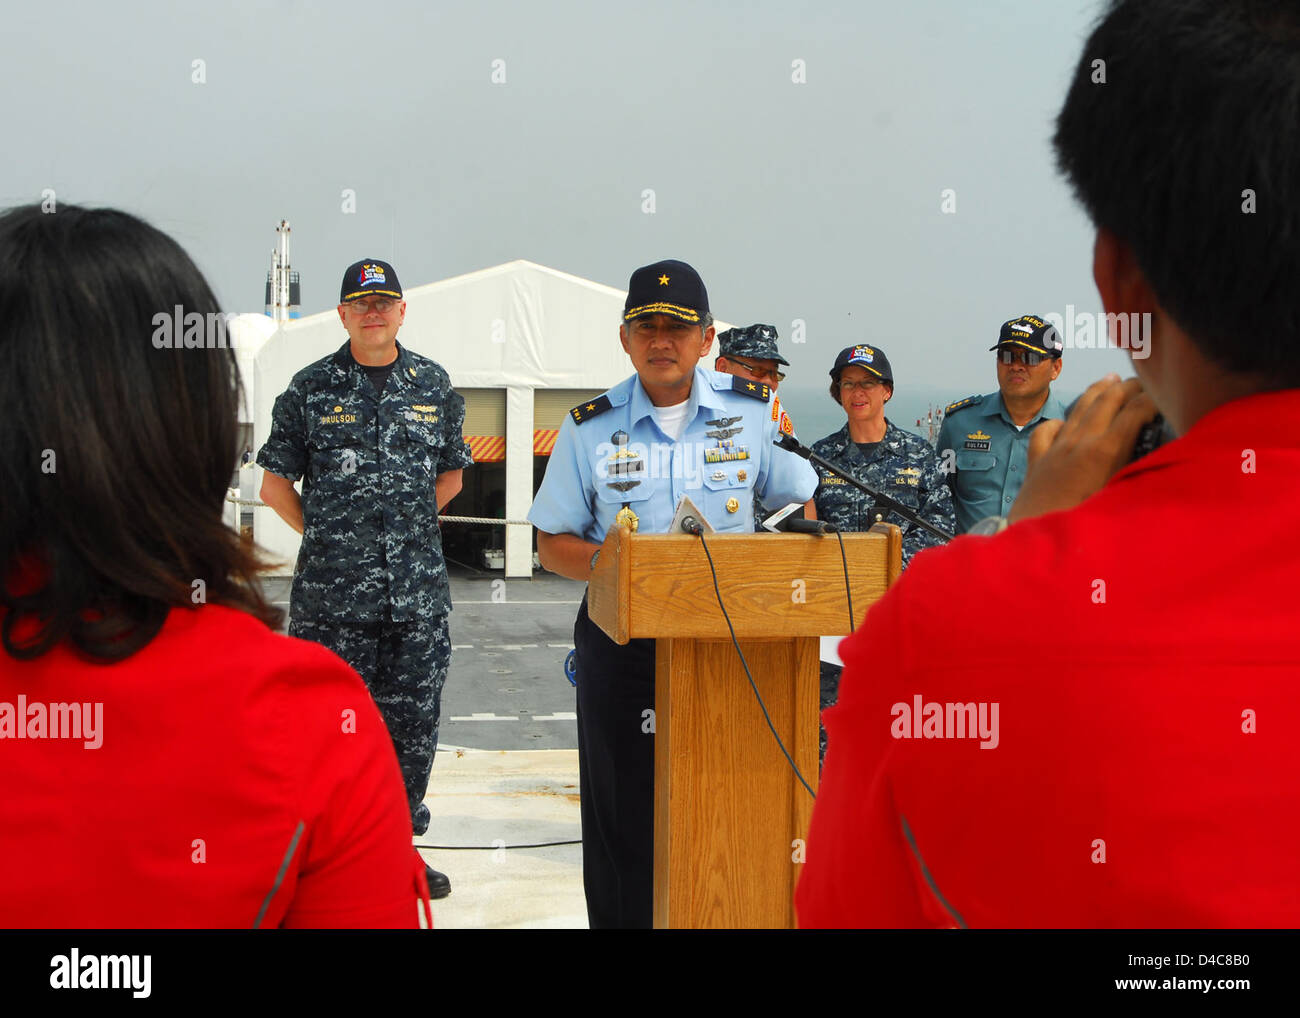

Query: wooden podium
[586,523,901,929]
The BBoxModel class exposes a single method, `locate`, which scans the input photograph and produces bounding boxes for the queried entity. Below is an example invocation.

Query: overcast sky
[2,0,1129,406]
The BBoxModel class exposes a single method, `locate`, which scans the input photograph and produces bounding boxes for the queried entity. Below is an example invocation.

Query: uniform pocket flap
[702,469,750,491]
[955,450,997,471]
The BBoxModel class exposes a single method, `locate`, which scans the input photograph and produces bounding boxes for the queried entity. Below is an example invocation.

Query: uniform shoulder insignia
[943,394,981,416]
[570,394,613,425]
[730,376,771,402]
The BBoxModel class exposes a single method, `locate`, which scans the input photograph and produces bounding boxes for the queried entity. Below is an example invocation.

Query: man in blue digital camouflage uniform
[810,344,954,764]
[936,315,1067,533]
[528,260,818,928]
[257,258,473,900]
[713,323,801,530]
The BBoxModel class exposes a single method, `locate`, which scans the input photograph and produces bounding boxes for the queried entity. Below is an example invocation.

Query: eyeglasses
[346,298,400,315]
[998,348,1051,367]
[839,378,882,392]
[727,358,786,383]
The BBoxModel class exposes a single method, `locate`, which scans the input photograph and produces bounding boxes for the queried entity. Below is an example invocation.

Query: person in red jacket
[0,204,430,928]
[798,0,1300,928]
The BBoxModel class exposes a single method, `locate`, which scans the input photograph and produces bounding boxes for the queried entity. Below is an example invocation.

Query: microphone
[772,434,954,543]
[670,495,713,536]
[784,518,836,536]
[774,433,811,458]
[762,503,837,536]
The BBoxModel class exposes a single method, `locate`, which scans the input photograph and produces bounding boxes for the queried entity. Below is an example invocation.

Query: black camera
[1063,394,1175,463]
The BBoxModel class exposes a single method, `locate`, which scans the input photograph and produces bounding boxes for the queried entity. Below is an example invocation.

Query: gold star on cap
[658,274,669,285]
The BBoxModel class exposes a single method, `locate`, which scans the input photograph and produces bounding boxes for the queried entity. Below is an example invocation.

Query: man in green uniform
[936,315,1067,533]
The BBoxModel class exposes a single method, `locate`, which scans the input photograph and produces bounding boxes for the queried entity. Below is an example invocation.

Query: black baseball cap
[340,259,403,303]
[718,323,789,366]
[829,344,893,384]
[623,260,709,324]
[990,314,1062,357]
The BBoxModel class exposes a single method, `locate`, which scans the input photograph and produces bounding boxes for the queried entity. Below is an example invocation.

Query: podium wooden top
[586,524,901,644]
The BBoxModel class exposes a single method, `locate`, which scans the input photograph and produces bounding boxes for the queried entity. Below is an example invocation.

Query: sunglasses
[727,358,786,383]
[997,348,1052,367]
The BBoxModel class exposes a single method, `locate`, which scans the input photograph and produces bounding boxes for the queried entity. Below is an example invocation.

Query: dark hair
[1054,0,1300,382]
[0,204,283,661]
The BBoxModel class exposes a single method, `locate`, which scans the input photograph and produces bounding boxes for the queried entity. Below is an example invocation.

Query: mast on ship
[264,220,301,322]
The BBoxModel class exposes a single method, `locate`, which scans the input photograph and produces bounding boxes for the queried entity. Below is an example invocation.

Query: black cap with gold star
[622,259,709,324]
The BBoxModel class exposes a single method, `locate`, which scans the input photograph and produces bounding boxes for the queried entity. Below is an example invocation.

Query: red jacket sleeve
[797,575,946,928]
[260,646,430,929]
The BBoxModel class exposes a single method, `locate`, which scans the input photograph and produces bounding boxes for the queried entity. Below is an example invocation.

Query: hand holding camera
[1007,375,1162,524]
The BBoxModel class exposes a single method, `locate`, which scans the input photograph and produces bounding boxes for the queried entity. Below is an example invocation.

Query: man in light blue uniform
[936,315,1068,533]
[528,259,817,928]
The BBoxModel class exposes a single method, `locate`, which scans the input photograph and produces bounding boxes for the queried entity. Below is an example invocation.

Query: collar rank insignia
[571,394,613,424]
[731,377,770,402]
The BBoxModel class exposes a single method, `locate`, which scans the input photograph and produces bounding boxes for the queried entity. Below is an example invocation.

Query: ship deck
[267,565,589,928]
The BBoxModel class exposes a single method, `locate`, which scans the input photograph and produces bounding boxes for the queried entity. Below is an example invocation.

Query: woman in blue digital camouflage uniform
[810,345,955,762]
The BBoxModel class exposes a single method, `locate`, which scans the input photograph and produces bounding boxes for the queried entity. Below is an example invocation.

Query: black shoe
[424,865,451,900]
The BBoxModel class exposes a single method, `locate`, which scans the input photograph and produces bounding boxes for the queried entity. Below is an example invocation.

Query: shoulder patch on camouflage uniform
[944,394,981,415]
[729,376,771,402]
[570,395,613,425]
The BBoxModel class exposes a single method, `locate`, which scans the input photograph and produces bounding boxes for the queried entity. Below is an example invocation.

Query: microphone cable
[694,530,816,800]
[834,528,855,633]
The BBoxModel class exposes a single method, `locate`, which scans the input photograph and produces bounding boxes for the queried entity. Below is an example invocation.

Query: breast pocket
[700,466,754,527]
[594,475,655,506]
[405,421,444,474]
[955,450,996,472]
[307,425,360,486]
[954,449,998,501]
[401,422,449,518]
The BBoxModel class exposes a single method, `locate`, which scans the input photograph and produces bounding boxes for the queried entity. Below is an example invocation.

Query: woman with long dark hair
[0,204,429,927]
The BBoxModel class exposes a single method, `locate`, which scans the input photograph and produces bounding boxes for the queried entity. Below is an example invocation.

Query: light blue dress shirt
[529,367,818,541]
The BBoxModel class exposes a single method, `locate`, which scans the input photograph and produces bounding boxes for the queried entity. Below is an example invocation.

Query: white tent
[254,260,709,578]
